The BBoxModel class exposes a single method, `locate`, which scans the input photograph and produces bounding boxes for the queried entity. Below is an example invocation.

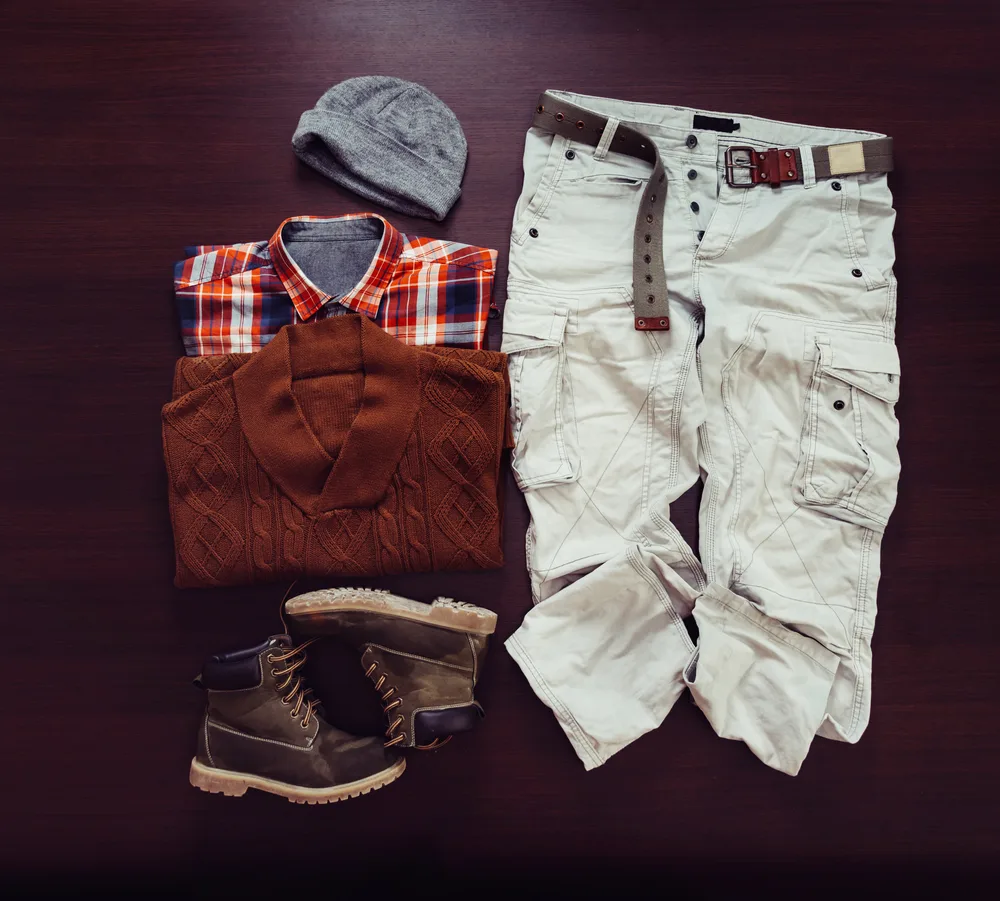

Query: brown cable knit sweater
[163,315,510,588]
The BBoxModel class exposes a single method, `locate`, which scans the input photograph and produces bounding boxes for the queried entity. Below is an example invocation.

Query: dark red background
[3,0,998,890]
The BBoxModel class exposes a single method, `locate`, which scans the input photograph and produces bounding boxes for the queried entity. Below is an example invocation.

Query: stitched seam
[508,635,604,769]
[207,719,315,751]
[647,508,707,591]
[467,633,478,684]
[627,546,695,652]
[366,643,473,673]
[848,528,875,734]
[712,593,837,674]
[698,184,750,261]
[204,716,215,767]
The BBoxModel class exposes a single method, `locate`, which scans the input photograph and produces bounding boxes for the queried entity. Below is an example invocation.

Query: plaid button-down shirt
[174,214,498,355]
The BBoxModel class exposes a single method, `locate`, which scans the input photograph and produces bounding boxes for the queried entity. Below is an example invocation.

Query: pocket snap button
[833,400,846,411]
[832,181,842,191]
[529,228,539,238]
[852,268,863,278]
[565,149,575,160]
[687,169,697,179]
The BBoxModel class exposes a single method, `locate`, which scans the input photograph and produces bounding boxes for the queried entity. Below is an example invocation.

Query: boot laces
[363,660,452,750]
[267,640,320,729]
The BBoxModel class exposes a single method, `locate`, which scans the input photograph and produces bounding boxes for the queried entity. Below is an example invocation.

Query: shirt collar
[267,214,405,321]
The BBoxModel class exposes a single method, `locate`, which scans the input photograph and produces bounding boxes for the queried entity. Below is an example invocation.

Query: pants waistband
[545,90,889,159]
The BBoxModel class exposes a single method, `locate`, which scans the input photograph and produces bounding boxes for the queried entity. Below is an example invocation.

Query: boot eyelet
[280,697,291,706]
[270,669,279,678]
[300,720,310,729]
[266,654,275,663]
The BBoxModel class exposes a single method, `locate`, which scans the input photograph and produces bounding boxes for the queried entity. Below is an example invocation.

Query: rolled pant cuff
[505,633,607,770]
[686,582,840,776]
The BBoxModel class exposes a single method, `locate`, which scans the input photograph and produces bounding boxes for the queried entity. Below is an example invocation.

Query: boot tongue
[267,634,293,648]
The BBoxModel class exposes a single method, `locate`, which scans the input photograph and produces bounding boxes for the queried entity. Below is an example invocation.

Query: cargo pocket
[501,297,579,491]
[793,334,901,531]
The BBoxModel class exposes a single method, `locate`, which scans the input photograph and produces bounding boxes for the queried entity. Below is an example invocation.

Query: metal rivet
[832,181,842,191]
[646,214,654,223]
[644,234,651,243]
[529,227,539,238]
[645,274,653,283]
[576,120,585,129]
[852,268,863,278]
[833,399,845,410]
[687,169,697,179]
[760,153,767,160]
[761,173,769,180]
[784,151,791,158]
[637,319,646,327]
[787,170,794,177]
[643,254,651,263]
[647,295,655,303]
[565,149,576,160]
[536,105,544,113]
[659,319,667,327]
[555,112,564,121]
[690,201,700,213]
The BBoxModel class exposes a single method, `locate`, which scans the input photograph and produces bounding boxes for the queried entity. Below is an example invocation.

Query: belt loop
[799,145,817,189]
[594,116,620,161]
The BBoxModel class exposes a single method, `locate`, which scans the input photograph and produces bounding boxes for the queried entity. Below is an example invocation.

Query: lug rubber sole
[285,588,498,636]
[189,756,405,804]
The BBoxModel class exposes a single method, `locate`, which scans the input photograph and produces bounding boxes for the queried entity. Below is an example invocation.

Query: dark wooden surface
[3,0,999,889]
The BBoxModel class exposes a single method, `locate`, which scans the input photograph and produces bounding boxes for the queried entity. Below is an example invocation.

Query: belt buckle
[725,146,758,187]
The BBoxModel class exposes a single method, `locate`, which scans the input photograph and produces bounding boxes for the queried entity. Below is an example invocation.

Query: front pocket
[793,334,901,530]
[501,298,579,490]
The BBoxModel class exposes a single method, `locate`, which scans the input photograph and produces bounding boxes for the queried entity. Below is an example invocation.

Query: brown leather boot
[189,634,405,803]
[285,589,497,750]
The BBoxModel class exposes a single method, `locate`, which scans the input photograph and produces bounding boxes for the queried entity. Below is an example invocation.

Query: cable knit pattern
[162,321,509,588]
[397,431,432,572]
[425,354,502,570]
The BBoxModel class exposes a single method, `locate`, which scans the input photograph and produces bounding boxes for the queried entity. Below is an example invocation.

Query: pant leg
[502,121,705,767]
[690,139,901,774]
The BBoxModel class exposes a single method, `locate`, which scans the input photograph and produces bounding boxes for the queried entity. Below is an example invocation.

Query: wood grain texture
[2,0,998,887]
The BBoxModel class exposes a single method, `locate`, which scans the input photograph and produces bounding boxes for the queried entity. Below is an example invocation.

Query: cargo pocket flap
[501,300,569,354]
[823,336,900,404]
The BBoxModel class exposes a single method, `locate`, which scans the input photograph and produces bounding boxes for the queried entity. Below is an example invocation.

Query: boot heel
[429,598,497,635]
[189,759,249,797]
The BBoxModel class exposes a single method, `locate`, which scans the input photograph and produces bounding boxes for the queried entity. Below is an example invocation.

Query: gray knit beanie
[292,76,468,221]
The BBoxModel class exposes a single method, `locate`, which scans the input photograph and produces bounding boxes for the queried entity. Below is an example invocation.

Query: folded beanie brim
[292,109,464,221]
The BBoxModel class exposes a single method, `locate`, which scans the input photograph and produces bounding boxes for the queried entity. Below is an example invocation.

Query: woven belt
[531,91,894,331]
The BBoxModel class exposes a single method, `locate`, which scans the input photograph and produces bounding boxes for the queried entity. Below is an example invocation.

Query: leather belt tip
[635,317,669,331]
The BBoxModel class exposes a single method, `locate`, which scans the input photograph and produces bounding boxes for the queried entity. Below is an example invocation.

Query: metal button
[687,169,697,180]
[832,181,842,191]
[686,134,698,149]
[565,149,575,160]
[852,268,863,278]
[833,400,846,411]
[529,228,539,238]
[697,230,705,241]
[690,202,700,213]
